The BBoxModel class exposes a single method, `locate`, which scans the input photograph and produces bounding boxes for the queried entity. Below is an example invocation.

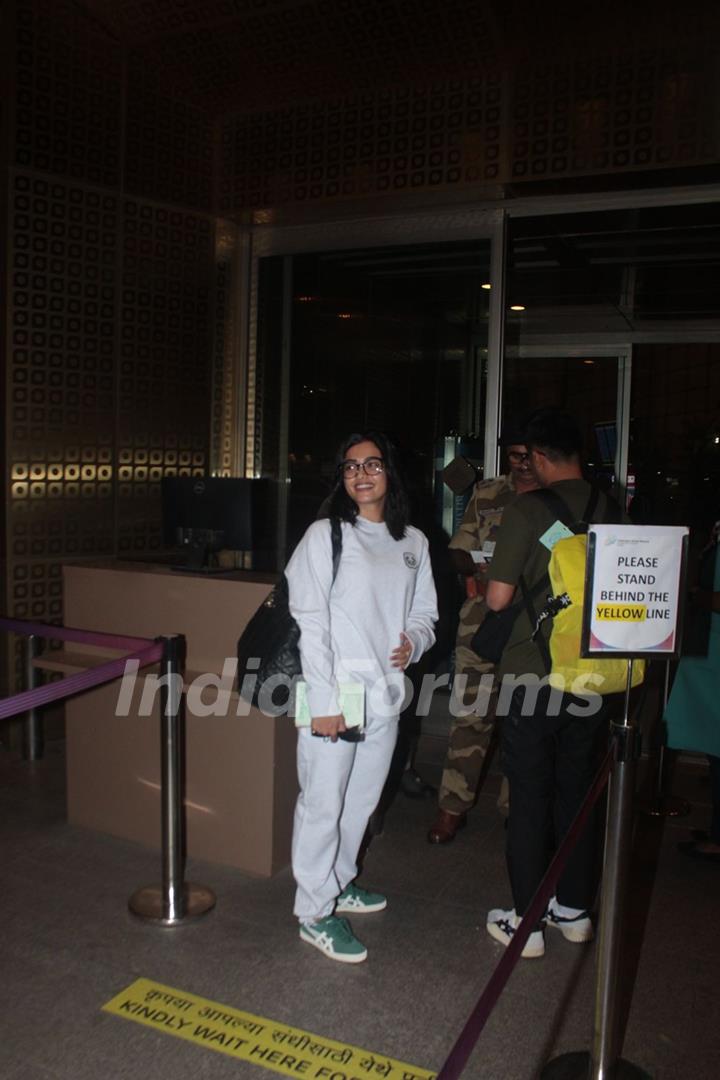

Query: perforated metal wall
[219,50,720,213]
[77,0,503,115]
[509,53,720,181]
[210,222,245,477]
[125,57,215,212]
[4,1,222,695]
[219,77,506,213]
[115,200,214,557]
[210,228,244,478]
[14,0,122,188]
[13,0,215,209]
[5,171,218,687]
[8,173,119,626]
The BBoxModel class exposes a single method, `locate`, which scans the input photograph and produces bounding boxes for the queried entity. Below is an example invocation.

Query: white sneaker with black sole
[545,898,594,942]
[486,907,545,959]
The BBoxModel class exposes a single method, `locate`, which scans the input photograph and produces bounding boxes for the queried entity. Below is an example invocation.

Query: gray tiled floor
[1,732,719,1080]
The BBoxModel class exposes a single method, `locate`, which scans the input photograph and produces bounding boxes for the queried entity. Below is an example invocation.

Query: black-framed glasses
[507,450,530,463]
[341,457,385,477]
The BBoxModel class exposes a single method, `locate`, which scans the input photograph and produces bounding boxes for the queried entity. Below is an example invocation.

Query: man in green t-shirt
[484,408,621,960]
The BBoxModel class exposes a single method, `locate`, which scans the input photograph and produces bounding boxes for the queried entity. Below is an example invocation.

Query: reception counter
[58,561,298,877]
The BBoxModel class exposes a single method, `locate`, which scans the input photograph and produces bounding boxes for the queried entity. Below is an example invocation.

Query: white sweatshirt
[285,517,438,718]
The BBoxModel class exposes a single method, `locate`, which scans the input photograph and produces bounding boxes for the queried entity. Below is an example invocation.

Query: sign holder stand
[543,525,689,1079]
[542,660,650,1080]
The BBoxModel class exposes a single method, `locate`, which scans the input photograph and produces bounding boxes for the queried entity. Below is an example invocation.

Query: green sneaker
[335,882,387,914]
[299,916,367,963]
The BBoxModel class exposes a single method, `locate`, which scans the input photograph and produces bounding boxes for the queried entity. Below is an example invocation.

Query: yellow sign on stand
[103,977,436,1080]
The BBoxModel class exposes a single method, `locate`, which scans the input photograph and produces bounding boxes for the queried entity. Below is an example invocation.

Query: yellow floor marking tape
[103,977,436,1080]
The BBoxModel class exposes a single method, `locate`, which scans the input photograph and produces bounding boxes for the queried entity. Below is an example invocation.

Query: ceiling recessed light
[583,359,595,365]
[510,304,525,312]
[481,282,492,290]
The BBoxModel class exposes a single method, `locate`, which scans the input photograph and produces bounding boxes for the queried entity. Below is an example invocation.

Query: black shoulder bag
[470,601,525,665]
[236,518,342,707]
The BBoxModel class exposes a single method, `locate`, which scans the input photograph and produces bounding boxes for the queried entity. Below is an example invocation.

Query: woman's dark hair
[326,430,409,540]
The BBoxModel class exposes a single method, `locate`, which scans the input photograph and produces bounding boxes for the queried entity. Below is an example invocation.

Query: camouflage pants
[438,626,509,816]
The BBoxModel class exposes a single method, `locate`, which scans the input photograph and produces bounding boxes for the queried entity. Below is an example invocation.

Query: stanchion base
[541,1051,652,1079]
[638,795,691,818]
[128,882,216,925]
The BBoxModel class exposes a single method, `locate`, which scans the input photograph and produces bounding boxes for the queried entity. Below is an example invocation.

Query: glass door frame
[243,181,720,484]
[238,183,720,556]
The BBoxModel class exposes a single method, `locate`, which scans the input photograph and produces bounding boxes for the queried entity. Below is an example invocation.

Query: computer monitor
[161,476,273,572]
[593,421,617,466]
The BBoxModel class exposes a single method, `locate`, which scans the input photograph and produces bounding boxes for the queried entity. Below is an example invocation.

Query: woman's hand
[311,714,347,742]
[390,631,413,670]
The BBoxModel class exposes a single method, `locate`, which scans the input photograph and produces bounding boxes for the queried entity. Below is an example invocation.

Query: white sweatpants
[292,715,398,922]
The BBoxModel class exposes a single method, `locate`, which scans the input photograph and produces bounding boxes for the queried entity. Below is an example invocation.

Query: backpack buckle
[531,592,571,640]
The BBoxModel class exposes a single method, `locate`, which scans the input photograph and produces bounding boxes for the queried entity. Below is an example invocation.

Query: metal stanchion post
[639,660,690,819]
[129,635,216,925]
[542,661,651,1080]
[22,634,44,761]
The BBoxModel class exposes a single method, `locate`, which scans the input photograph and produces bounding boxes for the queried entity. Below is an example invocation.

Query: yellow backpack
[523,490,646,696]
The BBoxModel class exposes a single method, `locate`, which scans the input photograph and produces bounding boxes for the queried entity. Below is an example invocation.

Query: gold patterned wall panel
[78,0,502,114]
[14,0,123,188]
[218,49,719,214]
[13,0,214,210]
[116,200,214,556]
[244,245,260,477]
[210,221,244,477]
[6,171,119,689]
[4,4,226,699]
[509,50,720,181]
[8,173,119,595]
[124,57,215,212]
[219,76,506,213]
[5,174,218,683]
[13,0,720,224]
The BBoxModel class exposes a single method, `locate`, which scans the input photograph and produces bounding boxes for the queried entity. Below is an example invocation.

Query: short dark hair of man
[524,407,583,462]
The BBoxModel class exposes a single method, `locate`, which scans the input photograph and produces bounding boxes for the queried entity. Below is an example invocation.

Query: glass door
[502,347,631,500]
[255,236,493,560]
[628,343,720,539]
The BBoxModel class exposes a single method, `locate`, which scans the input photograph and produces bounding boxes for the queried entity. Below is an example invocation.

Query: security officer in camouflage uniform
[427,431,539,843]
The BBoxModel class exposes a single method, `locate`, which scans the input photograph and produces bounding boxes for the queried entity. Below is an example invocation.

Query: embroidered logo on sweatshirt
[403,552,418,569]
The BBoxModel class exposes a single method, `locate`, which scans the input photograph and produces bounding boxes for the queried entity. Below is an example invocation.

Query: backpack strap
[526,486,599,532]
[581,485,600,526]
[514,486,621,676]
[517,486,600,675]
[330,517,343,583]
[519,574,552,675]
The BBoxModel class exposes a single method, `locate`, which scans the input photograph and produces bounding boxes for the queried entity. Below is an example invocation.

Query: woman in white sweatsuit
[285,431,438,964]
